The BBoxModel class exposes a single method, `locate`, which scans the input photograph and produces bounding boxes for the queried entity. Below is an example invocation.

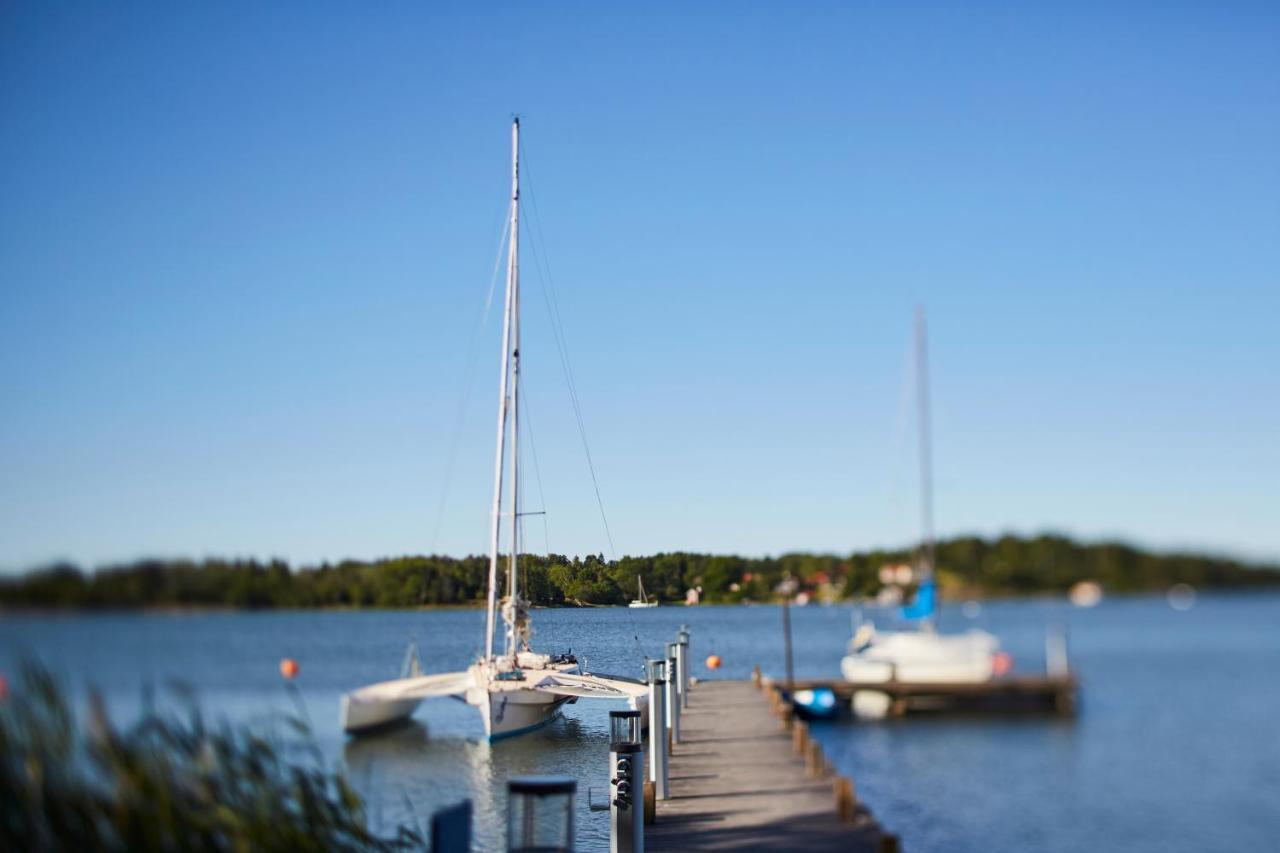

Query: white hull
[470,684,569,740]
[341,694,422,733]
[340,671,474,734]
[842,629,998,684]
[628,602,658,608]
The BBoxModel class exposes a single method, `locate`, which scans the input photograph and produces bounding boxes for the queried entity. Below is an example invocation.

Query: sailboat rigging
[629,576,659,608]
[341,118,646,738]
[840,308,1000,712]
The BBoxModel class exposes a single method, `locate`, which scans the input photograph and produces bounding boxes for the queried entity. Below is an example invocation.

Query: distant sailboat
[841,308,1000,710]
[629,577,659,608]
[341,119,646,739]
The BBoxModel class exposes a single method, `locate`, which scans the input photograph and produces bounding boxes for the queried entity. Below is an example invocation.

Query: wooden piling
[834,776,857,822]
[793,720,809,754]
[643,780,655,825]
[807,740,827,778]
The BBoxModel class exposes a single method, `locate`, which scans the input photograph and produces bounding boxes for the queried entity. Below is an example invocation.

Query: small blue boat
[791,687,839,721]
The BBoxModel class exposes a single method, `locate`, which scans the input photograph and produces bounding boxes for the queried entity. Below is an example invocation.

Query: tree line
[2,534,1277,610]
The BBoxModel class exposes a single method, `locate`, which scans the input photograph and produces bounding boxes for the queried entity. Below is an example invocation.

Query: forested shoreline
[2,534,1277,610]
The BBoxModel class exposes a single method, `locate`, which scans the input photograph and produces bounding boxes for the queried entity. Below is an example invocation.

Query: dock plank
[647,680,887,851]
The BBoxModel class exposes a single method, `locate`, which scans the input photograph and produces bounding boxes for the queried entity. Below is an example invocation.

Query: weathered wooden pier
[646,678,897,852]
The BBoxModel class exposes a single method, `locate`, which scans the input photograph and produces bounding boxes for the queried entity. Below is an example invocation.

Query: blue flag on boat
[901,579,937,620]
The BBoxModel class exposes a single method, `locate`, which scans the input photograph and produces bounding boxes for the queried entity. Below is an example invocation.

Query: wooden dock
[646,679,895,852]
[775,673,1078,717]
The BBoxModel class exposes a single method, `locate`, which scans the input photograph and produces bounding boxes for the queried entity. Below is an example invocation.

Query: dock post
[1046,623,1070,679]
[806,740,826,778]
[607,710,644,853]
[792,720,809,754]
[676,627,690,709]
[508,776,576,852]
[665,642,681,745]
[834,776,857,822]
[429,800,472,853]
[645,659,669,800]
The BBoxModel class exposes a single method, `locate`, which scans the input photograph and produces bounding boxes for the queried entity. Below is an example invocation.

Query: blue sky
[1,2,1277,571]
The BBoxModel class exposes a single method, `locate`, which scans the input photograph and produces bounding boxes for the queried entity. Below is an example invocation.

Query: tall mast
[915,305,935,583]
[506,117,521,660]
[483,120,520,661]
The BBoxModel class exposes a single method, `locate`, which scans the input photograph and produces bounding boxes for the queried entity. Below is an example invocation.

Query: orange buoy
[993,652,1013,676]
[705,654,722,670]
[279,658,300,680]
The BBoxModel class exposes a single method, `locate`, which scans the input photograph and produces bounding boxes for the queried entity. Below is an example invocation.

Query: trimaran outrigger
[341,119,646,739]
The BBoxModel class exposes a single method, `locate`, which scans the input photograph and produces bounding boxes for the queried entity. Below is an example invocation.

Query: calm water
[2,593,1278,851]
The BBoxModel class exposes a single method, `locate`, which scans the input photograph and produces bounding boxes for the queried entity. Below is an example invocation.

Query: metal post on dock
[676,626,690,709]
[665,642,681,745]
[508,776,576,852]
[645,659,669,800]
[1046,623,1070,679]
[778,575,798,693]
[607,710,644,853]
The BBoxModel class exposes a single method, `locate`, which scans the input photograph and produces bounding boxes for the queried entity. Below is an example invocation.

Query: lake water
[2,592,1277,851]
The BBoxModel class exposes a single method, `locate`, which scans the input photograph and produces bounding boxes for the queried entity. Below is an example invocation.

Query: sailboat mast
[483,120,520,662]
[506,117,521,660]
[915,305,936,582]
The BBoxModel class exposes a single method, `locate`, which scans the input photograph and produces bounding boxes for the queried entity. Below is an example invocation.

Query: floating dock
[773,673,1078,718]
[646,679,896,852]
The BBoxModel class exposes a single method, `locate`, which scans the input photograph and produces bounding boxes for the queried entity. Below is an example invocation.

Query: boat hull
[841,629,998,684]
[341,694,423,734]
[471,685,570,740]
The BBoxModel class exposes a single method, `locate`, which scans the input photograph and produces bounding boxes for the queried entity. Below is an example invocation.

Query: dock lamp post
[645,659,669,800]
[665,642,681,745]
[607,710,644,853]
[676,627,690,709]
[507,776,576,852]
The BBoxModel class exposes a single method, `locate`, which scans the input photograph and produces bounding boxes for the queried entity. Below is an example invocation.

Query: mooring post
[607,710,644,853]
[793,720,809,754]
[508,776,576,852]
[430,800,472,853]
[665,642,681,745]
[1046,622,1070,679]
[645,659,669,801]
[834,776,857,822]
[676,627,690,709]
[807,740,826,778]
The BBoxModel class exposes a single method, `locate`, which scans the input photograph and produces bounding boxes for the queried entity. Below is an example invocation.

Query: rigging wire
[520,138,650,668]
[519,386,553,557]
[519,142,618,561]
[428,202,513,553]
[883,323,917,543]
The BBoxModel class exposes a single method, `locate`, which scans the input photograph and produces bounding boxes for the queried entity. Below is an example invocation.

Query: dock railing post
[607,710,644,853]
[665,643,681,745]
[1046,623,1070,679]
[508,776,576,852]
[676,627,690,709]
[645,659,669,801]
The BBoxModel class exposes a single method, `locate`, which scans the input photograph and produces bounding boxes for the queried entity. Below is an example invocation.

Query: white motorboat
[628,577,658,608]
[841,308,999,711]
[342,119,647,739]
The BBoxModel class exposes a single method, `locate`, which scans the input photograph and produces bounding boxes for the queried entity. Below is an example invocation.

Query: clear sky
[1,2,1277,572]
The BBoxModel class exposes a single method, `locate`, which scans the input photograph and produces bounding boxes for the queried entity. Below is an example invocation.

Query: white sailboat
[342,118,646,739]
[628,576,658,608]
[841,308,999,701]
